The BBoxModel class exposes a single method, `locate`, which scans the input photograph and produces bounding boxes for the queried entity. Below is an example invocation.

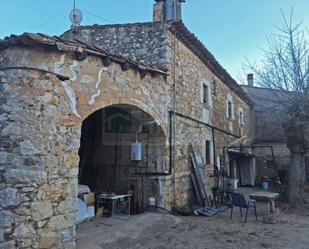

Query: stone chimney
[153,0,165,22]
[247,73,254,86]
[153,0,184,22]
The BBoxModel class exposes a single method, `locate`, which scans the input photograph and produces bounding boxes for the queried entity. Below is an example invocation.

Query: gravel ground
[77,200,309,249]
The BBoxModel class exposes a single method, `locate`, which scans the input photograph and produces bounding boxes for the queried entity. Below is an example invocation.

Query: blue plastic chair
[229,192,257,223]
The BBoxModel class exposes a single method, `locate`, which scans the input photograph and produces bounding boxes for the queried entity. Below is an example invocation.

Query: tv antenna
[70,0,83,28]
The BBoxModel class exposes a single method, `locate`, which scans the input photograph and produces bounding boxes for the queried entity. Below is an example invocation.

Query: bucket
[262,180,269,190]
[227,179,239,190]
[149,197,156,207]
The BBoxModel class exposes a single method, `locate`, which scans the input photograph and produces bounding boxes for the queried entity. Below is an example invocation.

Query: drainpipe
[212,127,216,172]
[171,10,178,210]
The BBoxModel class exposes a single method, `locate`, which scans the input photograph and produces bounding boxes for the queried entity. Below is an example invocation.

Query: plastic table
[96,193,131,226]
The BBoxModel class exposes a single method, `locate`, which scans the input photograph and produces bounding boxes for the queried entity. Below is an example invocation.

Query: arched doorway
[77,104,167,214]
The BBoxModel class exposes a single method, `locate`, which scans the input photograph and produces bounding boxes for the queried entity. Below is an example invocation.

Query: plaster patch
[88,89,101,105]
[54,55,65,74]
[159,106,166,115]
[141,87,154,107]
[61,82,81,118]
[69,60,79,81]
[161,95,171,104]
[88,67,108,105]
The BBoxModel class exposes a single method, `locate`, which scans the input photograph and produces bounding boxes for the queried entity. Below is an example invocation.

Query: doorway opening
[78,104,167,215]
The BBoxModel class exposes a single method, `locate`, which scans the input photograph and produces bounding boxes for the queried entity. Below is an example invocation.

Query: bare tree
[247,10,309,203]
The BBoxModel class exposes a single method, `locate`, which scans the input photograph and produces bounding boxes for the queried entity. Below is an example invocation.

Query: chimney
[247,73,254,86]
[153,0,165,22]
[153,0,184,22]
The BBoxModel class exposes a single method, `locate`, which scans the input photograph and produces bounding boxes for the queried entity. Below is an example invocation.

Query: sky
[1,0,309,81]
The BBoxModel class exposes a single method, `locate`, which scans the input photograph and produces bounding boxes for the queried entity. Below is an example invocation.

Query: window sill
[202,103,212,109]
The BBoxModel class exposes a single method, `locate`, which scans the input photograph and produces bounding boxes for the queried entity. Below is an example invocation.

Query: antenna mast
[70,0,83,31]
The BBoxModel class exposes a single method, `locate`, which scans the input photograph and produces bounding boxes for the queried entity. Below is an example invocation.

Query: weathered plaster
[0,46,168,248]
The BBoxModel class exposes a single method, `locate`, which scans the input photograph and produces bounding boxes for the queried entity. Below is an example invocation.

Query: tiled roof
[169,21,251,104]
[1,20,252,104]
[69,21,251,104]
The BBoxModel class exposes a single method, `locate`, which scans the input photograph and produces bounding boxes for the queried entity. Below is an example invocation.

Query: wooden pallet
[189,144,212,207]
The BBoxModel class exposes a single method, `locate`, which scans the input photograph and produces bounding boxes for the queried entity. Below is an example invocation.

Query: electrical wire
[82,9,117,24]
[30,9,69,32]
[50,13,67,34]
[82,12,96,25]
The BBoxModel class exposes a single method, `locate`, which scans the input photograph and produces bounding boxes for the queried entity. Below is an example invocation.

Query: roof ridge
[169,21,251,104]
[66,21,171,31]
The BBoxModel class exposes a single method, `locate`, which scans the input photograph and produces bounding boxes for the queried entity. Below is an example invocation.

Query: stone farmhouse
[242,81,309,185]
[0,1,254,248]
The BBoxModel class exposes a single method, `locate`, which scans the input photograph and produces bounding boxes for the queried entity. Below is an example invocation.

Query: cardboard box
[84,193,95,206]
[95,206,104,219]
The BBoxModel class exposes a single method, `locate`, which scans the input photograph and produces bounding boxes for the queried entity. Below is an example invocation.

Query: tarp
[76,197,95,224]
[76,197,88,224]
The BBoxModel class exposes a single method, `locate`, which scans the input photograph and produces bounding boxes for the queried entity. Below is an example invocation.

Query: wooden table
[249,191,279,214]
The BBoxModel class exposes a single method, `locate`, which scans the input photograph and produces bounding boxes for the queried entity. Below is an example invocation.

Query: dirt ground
[77,190,309,249]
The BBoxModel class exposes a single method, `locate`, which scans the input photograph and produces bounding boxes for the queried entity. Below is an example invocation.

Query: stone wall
[0,46,169,248]
[62,22,169,65]
[165,30,251,206]
[242,86,286,143]
[253,143,290,179]
[0,20,253,247]
[241,86,291,184]
[63,22,251,208]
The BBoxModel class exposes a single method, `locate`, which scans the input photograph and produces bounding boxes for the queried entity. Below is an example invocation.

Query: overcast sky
[1,0,308,81]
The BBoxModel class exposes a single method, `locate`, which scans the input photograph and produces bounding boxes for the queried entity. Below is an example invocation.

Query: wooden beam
[74,51,87,61]
[139,70,147,79]
[121,63,130,71]
[102,57,112,67]
[151,71,158,78]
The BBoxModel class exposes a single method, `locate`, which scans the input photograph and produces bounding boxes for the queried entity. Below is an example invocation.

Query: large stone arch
[78,99,168,138]
[0,45,169,248]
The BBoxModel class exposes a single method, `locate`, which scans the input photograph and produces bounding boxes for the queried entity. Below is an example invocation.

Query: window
[226,95,234,119]
[227,100,232,118]
[239,111,244,126]
[203,84,209,104]
[205,140,211,164]
[200,80,212,107]
[238,107,244,126]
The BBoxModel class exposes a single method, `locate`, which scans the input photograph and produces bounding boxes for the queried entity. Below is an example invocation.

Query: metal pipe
[270,146,277,169]
[132,172,171,176]
[224,145,275,149]
[212,127,216,171]
[169,110,173,176]
[0,66,70,81]
[171,22,177,209]
[171,111,241,138]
